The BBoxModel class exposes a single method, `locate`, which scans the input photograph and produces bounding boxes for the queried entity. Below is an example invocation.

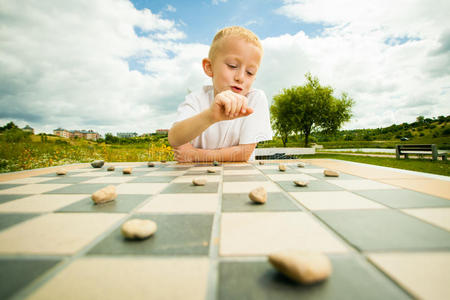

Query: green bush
[0,129,31,143]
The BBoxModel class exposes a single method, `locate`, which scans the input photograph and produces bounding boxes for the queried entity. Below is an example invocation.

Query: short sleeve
[239,90,273,144]
[173,93,199,125]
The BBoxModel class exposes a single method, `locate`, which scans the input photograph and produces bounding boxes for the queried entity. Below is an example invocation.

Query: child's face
[204,36,262,97]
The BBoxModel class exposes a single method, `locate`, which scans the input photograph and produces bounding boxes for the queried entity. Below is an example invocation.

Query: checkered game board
[0,161,449,300]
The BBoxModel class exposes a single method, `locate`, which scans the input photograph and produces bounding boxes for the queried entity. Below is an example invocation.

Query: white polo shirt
[174,85,273,160]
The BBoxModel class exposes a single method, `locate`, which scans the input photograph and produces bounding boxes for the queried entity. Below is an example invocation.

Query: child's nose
[234,69,244,82]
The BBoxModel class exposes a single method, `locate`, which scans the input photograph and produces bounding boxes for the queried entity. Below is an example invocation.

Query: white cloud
[1,0,449,137]
[0,0,204,135]
[165,4,176,13]
[254,0,450,129]
[212,0,228,5]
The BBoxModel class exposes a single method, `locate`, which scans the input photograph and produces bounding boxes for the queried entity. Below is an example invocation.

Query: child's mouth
[231,86,242,93]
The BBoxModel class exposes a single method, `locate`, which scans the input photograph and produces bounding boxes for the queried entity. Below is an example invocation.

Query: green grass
[0,140,174,173]
[300,153,449,176]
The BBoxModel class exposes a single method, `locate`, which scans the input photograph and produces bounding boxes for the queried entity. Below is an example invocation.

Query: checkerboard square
[0,258,61,300]
[327,179,398,190]
[223,175,268,182]
[45,183,112,194]
[223,169,261,175]
[0,184,70,195]
[368,252,450,300]
[0,194,87,213]
[315,209,450,251]
[353,189,450,208]
[0,213,125,255]
[88,214,213,256]
[218,255,411,300]
[26,257,209,300]
[223,181,281,193]
[38,177,94,184]
[222,193,301,212]
[116,183,168,194]
[161,182,219,193]
[127,176,177,183]
[290,191,386,210]
[278,180,344,192]
[57,194,150,213]
[137,193,218,213]
[172,175,221,183]
[0,213,40,232]
[402,208,450,231]
[220,212,348,256]
[0,194,29,205]
[266,173,317,182]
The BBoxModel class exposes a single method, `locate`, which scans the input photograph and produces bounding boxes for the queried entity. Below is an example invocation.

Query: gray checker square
[45,183,114,194]
[277,180,344,192]
[353,189,450,208]
[57,194,150,213]
[218,255,411,300]
[223,175,268,182]
[161,182,219,193]
[87,214,213,256]
[315,209,450,251]
[222,192,301,212]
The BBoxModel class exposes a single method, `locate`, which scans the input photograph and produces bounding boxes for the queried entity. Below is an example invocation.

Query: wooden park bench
[395,144,447,161]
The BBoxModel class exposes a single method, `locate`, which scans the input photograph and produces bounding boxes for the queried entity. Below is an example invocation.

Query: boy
[168,26,272,162]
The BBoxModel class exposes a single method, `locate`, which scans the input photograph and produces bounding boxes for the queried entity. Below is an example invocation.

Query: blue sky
[131,0,326,43]
[0,0,449,135]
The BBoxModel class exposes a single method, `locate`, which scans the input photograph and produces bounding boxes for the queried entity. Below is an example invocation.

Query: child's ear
[202,58,213,77]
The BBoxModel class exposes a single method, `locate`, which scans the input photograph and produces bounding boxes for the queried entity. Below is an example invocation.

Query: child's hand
[210,90,254,122]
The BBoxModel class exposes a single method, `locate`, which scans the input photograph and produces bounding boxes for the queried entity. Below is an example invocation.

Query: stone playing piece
[207,168,216,173]
[56,169,67,175]
[147,162,155,167]
[91,185,117,204]
[279,164,286,172]
[123,167,132,174]
[268,250,332,284]
[294,180,308,187]
[121,219,157,240]
[249,186,267,204]
[297,162,306,168]
[107,166,115,171]
[193,177,207,186]
[91,160,104,168]
[324,169,339,177]
[259,161,264,165]
[213,161,219,166]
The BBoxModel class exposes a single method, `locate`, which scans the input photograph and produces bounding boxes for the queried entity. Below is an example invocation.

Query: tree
[271,73,353,147]
[416,116,425,123]
[0,121,19,132]
[270,91,294,147]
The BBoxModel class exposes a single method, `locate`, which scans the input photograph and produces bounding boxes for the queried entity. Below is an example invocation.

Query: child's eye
[247,71,254,76]
[227,64,237,69]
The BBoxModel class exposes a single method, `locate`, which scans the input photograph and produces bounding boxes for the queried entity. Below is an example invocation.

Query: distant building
[53,128,100,140]
[117,132,138,138]
[155,129,169,135]
[54,128,71,138]
[22,125,34,134]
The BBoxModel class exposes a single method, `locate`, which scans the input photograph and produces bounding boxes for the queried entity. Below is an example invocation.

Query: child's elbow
[167,129,178,148]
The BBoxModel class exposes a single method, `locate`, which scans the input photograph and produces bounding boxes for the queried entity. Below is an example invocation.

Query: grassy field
[0,139,173,173]
[1,134,448,177]
[301,153,449,176]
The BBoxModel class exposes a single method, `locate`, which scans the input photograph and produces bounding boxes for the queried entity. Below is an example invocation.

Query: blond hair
[208,26,263,62]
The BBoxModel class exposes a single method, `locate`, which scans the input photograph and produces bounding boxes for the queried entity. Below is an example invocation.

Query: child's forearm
[199,145,255,162]
[168,109,214,147]
[175,143,256,162]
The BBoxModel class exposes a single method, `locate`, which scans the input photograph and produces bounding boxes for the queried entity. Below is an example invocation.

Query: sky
[0,0,449,136]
